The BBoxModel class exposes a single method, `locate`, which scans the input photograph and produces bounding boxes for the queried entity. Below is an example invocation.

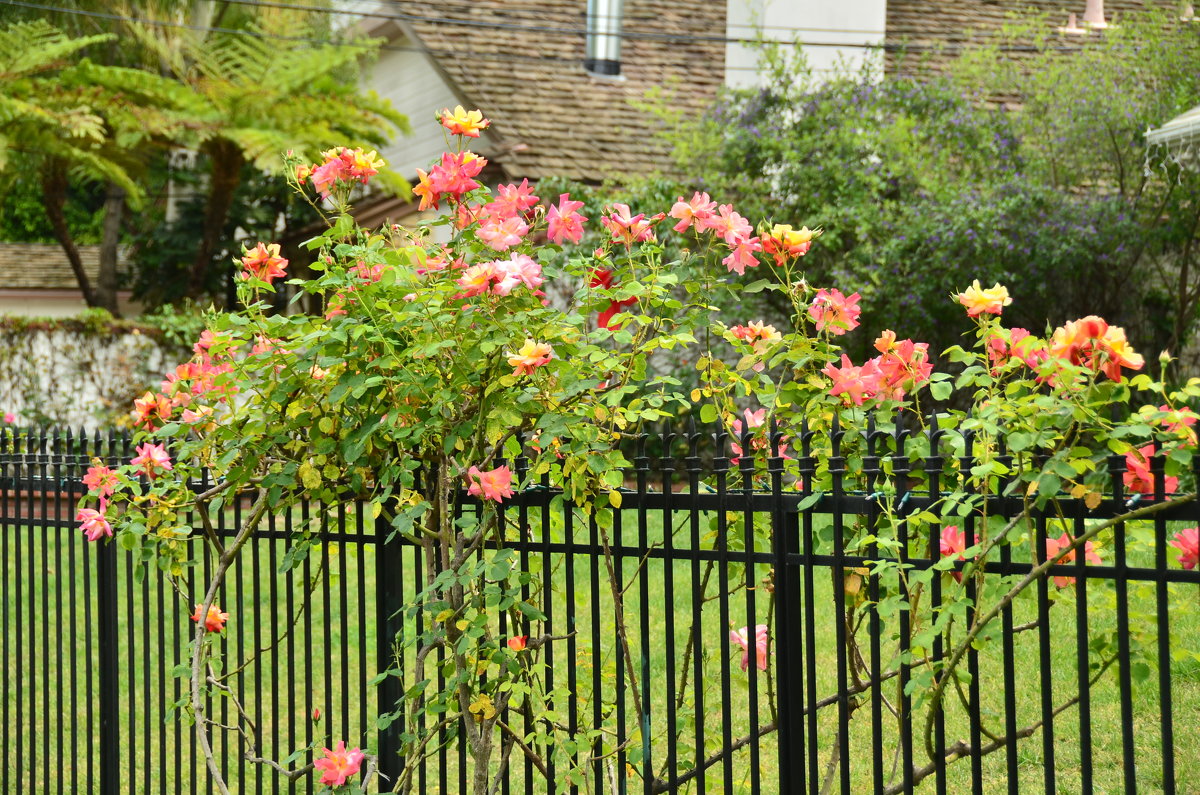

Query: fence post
[770,431,805,793]
[375,512,404,788]
[97,533,120,794]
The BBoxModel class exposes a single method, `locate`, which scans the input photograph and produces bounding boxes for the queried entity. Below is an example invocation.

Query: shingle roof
[884,0,1166,77]
[393,0,725,183]
[0,243,124,290]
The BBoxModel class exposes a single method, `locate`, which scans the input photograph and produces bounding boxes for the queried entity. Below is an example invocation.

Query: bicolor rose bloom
[456,264,495,298]
[1170,527,1199,569]
[986,327,1048,373]
[507,635,528,651]
[822,354,883,406]
[1044,532,1102,588]
[808,289,861,335]
[83,464,118,498]
[308,147,383,198]
[314,741,364,786]
[439,105,490,137]
[546,193,587,245]
[870,335,933,401]
[506,339,554,375]
[1048,316,1143,383]
[730,624,770,672]
[77,507,112,542]
[956,280,1012,316]
[240,242,288,283]
[668,191,717,233]
[1123,444,1178,496]
[190,603,229,633]
[132,391,172,430]
[730,321,782,353]
[131,443,173,478]
[427,151,487,198]
[466,465,514,503]
[761,223,817,265]
[413,168,439,211]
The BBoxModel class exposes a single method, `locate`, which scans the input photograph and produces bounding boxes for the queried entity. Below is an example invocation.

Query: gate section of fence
[3,425,1199,794]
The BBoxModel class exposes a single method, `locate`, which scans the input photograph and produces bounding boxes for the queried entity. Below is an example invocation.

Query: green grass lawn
[3,500,1198,793]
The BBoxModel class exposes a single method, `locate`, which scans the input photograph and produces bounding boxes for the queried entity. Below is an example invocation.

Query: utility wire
[220,0,1138,53]
[0,0,1140,69]
[218,0,888,49]
[0,0,874,72]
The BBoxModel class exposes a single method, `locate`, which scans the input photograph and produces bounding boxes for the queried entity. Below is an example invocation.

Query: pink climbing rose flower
[314,741,365,786]
[83,465,118,498]
[477,215,529,252]
[700,204,752,246]
[489,179,539,218]
[668,191,717,233]
[466,465,514,504]
[77,507,112,542]
[722,235,763,275]
[546,193,587,245]
[131,443,173,478]
[3,412,14,424]
[1170,527,1199,570]
[600,203,656,247]
[730,624,770,672]
[822,355,882,406]
[939,525,978,583]
[808,288,861,336]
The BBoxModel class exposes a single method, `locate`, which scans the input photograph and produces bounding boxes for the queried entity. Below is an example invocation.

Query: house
[0,243,137,318]
[345,0,1165,225]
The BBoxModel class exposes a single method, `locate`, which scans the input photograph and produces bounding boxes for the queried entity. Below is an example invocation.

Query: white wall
[366,41,468,180]
[725,0,887,87]
[0,291,141,319]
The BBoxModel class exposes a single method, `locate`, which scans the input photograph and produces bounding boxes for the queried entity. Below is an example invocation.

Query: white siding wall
[725,0,887,87]
[365,42,468,180]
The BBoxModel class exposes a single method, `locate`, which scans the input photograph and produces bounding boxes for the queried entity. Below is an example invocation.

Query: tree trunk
[41,162,97,308]
[187,139,245,299]
[96,182,125,316]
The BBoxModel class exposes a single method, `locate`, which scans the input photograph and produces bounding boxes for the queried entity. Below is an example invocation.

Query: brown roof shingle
[0,243,125,290]
[394,0,725,183]
[884,0,1171,77]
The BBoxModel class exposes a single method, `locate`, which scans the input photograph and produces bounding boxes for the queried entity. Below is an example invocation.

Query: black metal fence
[2,426,1199,793]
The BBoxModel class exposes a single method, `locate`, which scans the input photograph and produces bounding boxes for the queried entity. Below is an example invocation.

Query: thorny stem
[892,656,1119,795]
[190,489,269,795]
[922,493,1193,760]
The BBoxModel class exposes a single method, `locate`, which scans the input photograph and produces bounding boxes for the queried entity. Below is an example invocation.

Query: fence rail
[2,426,1199,793]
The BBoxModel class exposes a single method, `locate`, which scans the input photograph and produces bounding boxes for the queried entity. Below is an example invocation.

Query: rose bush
[75,108,1200,792]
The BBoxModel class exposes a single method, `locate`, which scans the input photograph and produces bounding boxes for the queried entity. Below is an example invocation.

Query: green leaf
[929,380,953,401]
